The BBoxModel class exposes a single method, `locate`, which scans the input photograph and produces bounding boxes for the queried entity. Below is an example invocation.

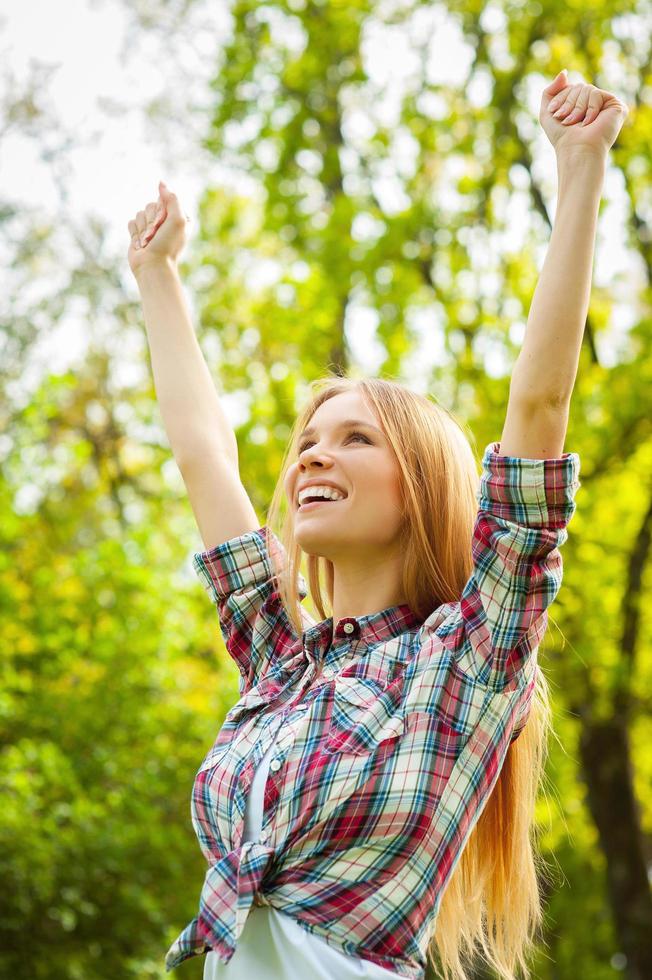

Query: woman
[127,72,628,980]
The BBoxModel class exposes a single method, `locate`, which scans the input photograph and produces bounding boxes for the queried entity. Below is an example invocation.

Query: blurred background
[1,0,651,977]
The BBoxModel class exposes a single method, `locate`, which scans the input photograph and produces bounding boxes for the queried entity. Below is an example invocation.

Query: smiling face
[284,390,406,562]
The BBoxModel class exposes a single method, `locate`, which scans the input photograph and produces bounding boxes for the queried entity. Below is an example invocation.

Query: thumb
[544,69,568,97]
[158,180,182,216]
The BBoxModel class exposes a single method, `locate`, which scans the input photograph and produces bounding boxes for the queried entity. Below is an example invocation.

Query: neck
[330,548,407,624]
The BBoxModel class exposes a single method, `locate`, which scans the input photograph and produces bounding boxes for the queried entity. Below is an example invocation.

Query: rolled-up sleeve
[435,442,581,691]
[192,526,308,693]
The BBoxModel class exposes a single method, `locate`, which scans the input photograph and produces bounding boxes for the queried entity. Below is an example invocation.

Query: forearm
[510,148,607,407]
[134,259,238,470]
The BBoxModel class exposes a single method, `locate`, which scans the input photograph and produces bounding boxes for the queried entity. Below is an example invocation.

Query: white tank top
[203,726,402,979]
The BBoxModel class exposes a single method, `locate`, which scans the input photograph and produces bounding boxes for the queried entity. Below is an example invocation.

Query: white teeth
[298,485,346,505]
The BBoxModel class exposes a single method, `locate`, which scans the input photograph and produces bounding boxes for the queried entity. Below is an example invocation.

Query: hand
[540,70,630,159]
[127,181,190,276]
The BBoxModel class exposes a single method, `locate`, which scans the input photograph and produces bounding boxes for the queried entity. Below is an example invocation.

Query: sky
[1,0,639,429]
[2,0,222,241]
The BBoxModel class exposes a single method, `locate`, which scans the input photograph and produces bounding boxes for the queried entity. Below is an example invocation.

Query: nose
[299,447,329,468]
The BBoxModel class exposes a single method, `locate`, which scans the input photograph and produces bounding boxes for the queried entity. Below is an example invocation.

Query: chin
[293,525,341,557]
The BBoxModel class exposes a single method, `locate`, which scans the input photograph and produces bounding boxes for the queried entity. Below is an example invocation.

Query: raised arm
[128,183,261,547]
[499,73,629,460]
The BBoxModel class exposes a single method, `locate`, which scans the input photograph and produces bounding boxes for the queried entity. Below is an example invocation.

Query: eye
[297,431,371,454]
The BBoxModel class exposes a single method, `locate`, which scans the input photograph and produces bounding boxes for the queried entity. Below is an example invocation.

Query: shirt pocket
[408,657,489,739]
[196,687,274,773]
[324,671,406,756]
[404,669,488,800]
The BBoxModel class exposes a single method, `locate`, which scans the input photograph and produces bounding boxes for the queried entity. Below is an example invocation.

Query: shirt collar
[304,603,423,658]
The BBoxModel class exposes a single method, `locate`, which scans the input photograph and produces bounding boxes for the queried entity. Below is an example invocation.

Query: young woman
[127,72,628,980]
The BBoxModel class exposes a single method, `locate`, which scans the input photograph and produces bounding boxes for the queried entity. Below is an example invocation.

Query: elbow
[509,383,572,414]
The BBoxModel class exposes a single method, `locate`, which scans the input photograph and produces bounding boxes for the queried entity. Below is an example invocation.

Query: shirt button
[259,828,269,841]
[269,759,282,772]
[296,703,309,710]
[343,622,355,634]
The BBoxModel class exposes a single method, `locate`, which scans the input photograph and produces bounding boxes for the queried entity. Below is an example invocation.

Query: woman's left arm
[500,71,630,460]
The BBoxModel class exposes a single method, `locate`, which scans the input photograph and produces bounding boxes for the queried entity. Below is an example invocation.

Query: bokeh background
[1,1,651,977]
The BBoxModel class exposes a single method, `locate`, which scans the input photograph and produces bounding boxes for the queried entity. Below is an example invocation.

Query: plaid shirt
[165,442,581,978]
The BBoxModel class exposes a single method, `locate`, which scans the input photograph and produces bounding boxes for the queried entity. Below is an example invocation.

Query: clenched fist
[127,180,190,276]
[540,70,629,159]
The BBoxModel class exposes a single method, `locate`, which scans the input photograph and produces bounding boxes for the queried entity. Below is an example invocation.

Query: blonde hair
[265,374,554,980]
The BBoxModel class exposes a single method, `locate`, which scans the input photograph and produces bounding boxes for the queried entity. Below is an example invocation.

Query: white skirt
[202,903,403,979]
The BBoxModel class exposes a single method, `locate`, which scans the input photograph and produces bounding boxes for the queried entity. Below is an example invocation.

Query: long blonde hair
[266,374,554,980]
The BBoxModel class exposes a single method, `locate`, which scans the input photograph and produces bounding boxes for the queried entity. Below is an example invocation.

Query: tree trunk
[578,717,652,980]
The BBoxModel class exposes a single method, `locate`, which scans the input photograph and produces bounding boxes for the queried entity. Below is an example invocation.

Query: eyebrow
[298,418,383,440]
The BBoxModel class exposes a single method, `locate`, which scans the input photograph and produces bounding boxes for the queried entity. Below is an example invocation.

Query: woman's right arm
[129,184,261,548]
[134,258,238,470]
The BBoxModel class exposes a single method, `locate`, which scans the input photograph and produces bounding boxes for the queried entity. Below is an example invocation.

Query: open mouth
[297,496,347,511]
